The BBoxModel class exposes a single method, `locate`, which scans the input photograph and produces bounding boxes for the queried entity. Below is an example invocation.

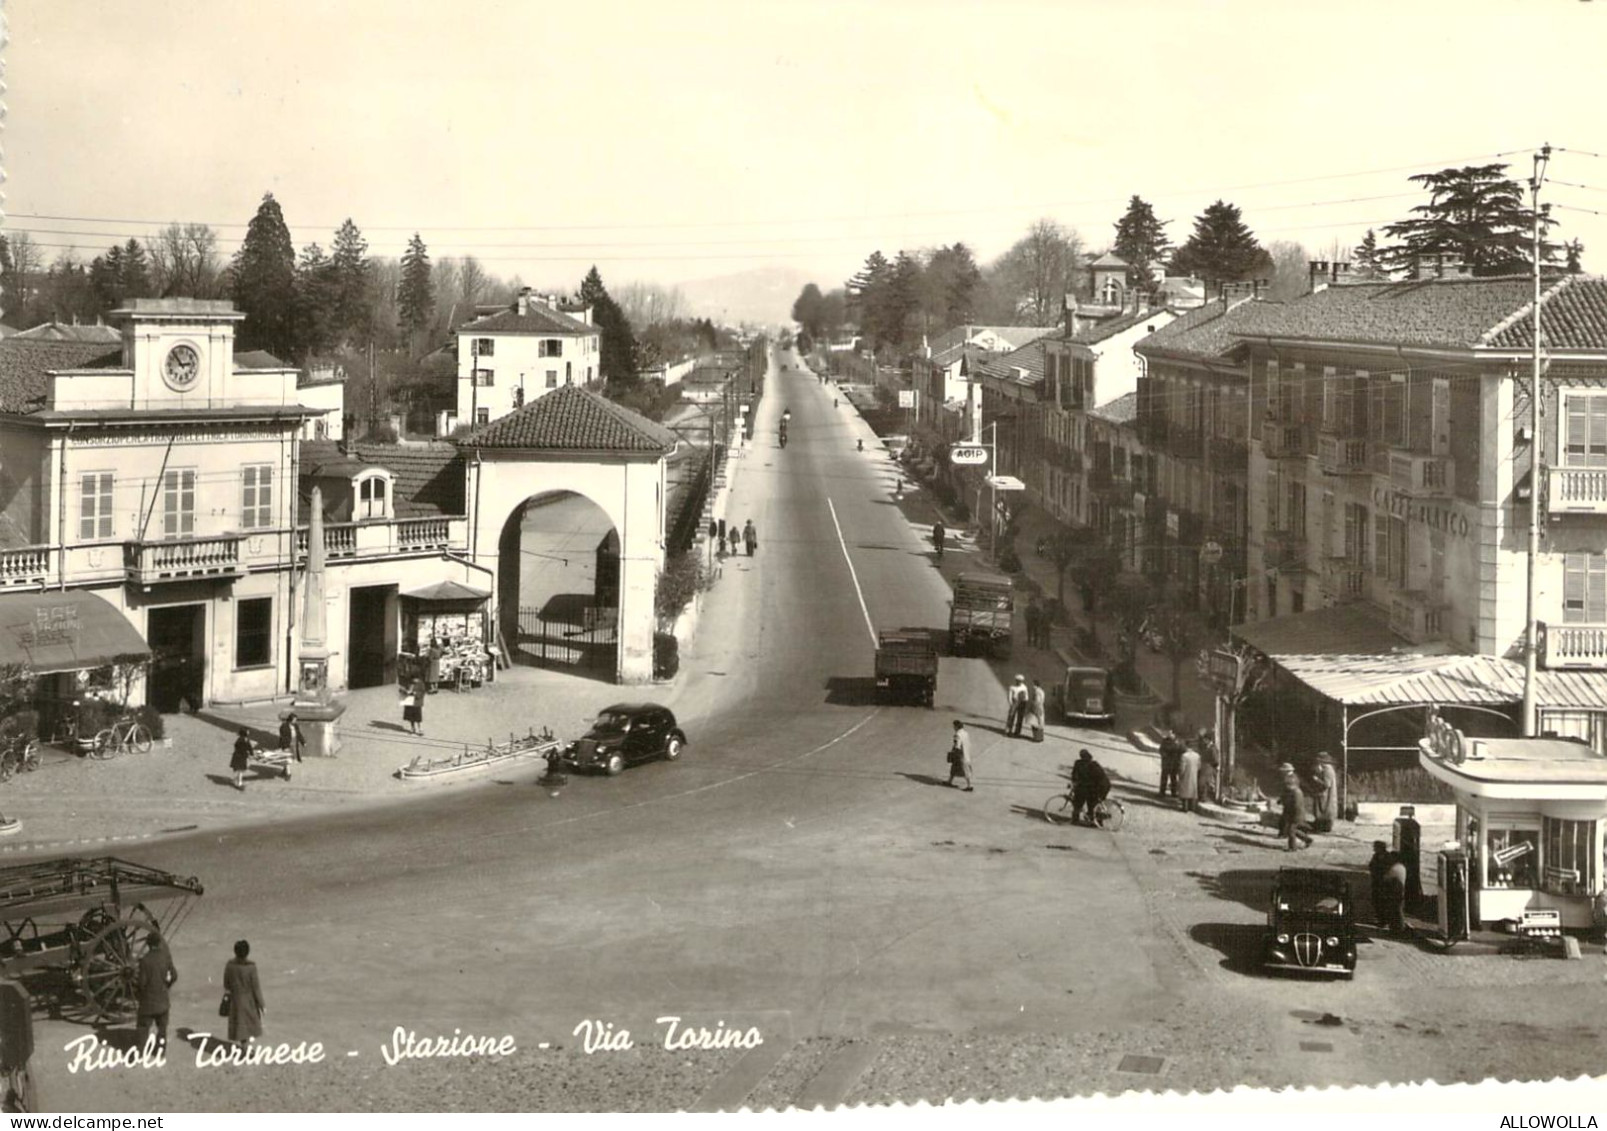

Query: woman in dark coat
[230,729,253,791]
[223,939,265,1043]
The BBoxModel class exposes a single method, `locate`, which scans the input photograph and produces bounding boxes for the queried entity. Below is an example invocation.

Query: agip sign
[949,446,989,466]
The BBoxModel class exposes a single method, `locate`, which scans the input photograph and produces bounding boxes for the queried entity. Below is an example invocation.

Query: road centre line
[826,497,879,649]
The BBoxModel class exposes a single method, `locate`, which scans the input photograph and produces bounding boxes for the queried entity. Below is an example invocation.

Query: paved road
[43,348,1607,1112]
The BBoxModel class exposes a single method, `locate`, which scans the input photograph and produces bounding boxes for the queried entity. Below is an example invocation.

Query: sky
[4,0,1607,305]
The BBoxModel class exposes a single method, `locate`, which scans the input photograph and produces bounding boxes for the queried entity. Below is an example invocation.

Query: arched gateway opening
[498,491,619,677]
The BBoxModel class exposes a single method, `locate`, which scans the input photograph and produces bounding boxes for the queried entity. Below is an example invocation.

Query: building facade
[451,290,599,431]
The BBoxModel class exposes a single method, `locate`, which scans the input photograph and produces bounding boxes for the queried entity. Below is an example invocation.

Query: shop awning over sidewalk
[1232,604,1413,658]
[0,590,150,674]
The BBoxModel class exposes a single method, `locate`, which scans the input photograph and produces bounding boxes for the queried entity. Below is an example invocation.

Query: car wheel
[664,736,683,761]
[605,753,625,776]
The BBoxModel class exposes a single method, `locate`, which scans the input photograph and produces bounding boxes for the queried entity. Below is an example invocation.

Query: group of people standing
[136,931,267,1054]
[1023,597,1054,649]
[1156,728,1209,813]
[1005,674,1047,742]
[712,518,759,558]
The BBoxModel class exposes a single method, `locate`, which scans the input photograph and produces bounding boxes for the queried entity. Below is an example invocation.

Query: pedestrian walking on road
[1177,743,1201,813]
[743,519,757,557]
[402,678,424,736]
[932,521,945,561]
[729,527,742,557]
[945,720,974,791]
[1311,752,1339,833]
[223,939,265,1044]
[717,518,728,557]
[135,930,177,1055]
[230,728,253,791]
[1006,674,1029,737]
[1158,729,1184,799]
[1028,679,1047,743]
[278,712,305,763]
[1277,764,1314,851]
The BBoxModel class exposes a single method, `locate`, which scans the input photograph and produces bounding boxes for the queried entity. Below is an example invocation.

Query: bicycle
[89,716,153,760]
[0,736,39,782]
[1043,790,1127,832]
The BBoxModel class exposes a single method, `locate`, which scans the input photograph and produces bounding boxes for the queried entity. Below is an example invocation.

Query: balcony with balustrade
[1317,434,1370,475]
[124,534,245,587]
[1548,467,1607,516]
[0,545,51,589]
[296,515,466,560]
[1262,421,1312,460]
[1540,621,1607,669]
[1389,451,1455,497]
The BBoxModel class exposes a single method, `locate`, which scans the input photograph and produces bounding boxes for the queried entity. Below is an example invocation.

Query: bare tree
[149,223,223,298]
[615,281,686,328]
[1263,239,1314,302]
[991,218,1084,326]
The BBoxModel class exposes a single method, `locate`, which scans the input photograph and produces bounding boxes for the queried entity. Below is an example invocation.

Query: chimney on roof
[1330,260,1350,285]
[1308,260,1329,295]
[516,287,532,316]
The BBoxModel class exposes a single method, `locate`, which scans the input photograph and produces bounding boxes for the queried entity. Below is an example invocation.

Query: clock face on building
[164,344,201,391]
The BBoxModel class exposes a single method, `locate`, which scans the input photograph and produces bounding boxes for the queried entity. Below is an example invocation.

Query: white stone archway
[469,450,668,682]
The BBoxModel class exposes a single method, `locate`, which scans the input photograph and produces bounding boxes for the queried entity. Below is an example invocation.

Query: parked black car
[563,703,686,776]
[1262,868,1358,979]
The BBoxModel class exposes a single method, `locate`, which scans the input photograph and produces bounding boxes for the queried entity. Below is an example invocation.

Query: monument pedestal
[288,700,346,757]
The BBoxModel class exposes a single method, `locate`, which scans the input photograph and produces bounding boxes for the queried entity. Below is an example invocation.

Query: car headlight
[1276,933,1290,944]
[1325,936,1340,947]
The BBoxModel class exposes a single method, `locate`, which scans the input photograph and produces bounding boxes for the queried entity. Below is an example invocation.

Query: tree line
[794,162,1584,359]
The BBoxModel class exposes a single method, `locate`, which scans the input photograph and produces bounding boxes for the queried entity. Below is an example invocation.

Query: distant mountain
[676,265,836,327]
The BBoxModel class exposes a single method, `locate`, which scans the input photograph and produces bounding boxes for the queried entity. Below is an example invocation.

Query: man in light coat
[1028,679,1047,743]
[1177,743,1202,813]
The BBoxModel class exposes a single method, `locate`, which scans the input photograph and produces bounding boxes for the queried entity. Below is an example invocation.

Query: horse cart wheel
[76,908,159,1022]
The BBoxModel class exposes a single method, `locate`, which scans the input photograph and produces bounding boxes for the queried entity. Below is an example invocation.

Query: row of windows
[472,367,571,388]
[471,337,584,360]
[76,468,390,539]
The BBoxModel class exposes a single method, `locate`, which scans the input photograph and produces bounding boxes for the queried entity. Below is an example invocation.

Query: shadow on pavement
[896,771,954,789]
[823,676,880,706]
[370,720,409,733]
[1187,922,1272,977]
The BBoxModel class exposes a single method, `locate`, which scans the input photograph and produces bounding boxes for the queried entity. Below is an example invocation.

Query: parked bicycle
[1043,789,1127,832]
[0,734,39,782]
[89,716,153,760]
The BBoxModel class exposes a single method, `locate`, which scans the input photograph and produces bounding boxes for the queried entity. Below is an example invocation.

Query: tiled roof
[1090,252,1130,268]
[459,305,595,337]
[1241,276,1543,350]
[0,339,123,414]
[234,349,289,369]
[459,384,679,454]
[11,321,120,344]
[1136,297,1285,361]
[1482,275,1607,350]
[927,324,1055,357]
[1088,391,1138,424]
[299,440,467,517]
[978,338,1048,384]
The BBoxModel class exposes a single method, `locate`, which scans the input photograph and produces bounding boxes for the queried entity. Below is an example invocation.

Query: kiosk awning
[401,580,491,603]
[0,590,150,674]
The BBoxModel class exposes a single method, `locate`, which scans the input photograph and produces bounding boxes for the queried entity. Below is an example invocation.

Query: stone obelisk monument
[285,486,346,755]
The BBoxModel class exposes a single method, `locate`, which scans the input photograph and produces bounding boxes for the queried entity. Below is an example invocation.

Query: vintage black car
[563,703,686,776]
[1262,868,1358,978]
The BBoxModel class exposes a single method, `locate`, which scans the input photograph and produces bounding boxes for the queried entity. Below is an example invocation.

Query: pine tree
[1379,164,1555,277]
[940,242,982,325]
[330,218,372,345]
[1352,229,1388,280]
[846,251,894,351]
[89,245,126,313]
[293,243,339,359]
[121,239,151,299]
[1565,238,1586,274]
[1111,196,1172,287]
[580,265,638,387]
[397,233,435,342]
[1168,200,1268,288]
[232,193,299,357]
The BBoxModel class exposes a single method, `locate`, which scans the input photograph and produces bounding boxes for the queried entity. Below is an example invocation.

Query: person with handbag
[401,677,424,736]
[945,719,974,792]
[221,939,265,1044]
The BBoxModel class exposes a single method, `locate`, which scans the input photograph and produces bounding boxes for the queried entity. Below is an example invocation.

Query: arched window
[357,473,391,520]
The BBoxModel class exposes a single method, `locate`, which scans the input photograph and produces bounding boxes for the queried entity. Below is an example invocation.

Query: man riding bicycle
[1070,749,1110,825]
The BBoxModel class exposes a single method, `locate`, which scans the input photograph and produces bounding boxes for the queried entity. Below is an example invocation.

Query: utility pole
[1522,143,1551,737]
[368,341,377,437]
